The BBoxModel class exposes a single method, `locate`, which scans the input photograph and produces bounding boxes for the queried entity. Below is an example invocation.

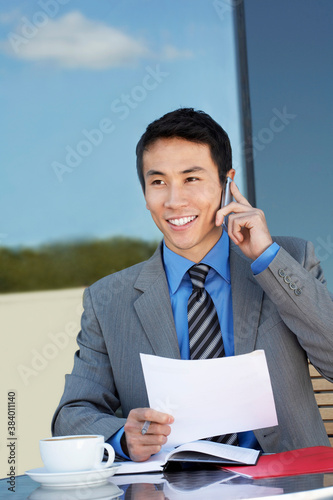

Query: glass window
[244,0,333,284]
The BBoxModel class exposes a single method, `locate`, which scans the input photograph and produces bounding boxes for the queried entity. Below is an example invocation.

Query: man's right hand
[123,408,174,462]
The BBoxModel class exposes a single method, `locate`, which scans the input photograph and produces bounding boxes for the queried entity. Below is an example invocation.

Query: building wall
[0,288,83,477]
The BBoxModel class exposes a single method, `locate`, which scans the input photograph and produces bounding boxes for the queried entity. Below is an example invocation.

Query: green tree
[0,237,158,293]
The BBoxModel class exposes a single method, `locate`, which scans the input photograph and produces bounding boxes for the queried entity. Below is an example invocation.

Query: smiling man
[143,138,226,262]
[52,108,333,462]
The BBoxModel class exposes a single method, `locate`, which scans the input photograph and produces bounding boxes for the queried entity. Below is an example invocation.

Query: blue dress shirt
[109,235,280,456]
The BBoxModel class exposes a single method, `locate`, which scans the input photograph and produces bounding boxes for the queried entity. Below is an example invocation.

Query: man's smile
[167,215,197,227]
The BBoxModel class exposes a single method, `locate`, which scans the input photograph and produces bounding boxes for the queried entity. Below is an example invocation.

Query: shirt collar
[163,231,230,295]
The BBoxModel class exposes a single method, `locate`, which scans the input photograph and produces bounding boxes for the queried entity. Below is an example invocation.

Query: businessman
[52,108,333,462]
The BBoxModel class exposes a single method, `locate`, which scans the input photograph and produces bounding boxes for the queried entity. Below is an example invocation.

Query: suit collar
[230,242,263,355]
[134,243,165,292]
[133,244,181,359]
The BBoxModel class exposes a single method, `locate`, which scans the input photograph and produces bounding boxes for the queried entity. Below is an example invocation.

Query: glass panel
[244,0,333,284]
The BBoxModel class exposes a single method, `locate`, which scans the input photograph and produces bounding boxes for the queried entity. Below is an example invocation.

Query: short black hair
[136,108,232,192]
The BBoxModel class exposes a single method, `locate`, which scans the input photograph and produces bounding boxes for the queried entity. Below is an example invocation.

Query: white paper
[115,451,168,474]
[140,350,278,448]
[167,440,259,464]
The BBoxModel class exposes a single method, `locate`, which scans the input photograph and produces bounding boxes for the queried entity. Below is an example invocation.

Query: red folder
[223,446,333,479]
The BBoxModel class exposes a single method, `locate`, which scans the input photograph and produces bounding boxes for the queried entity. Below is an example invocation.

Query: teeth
[169,216,196,226]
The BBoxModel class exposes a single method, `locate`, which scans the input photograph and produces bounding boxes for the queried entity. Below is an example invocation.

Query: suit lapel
[133,245,181,359]
[230,242,263,355]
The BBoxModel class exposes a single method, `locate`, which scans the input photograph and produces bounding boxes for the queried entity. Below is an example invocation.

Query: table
[2,469,333,499]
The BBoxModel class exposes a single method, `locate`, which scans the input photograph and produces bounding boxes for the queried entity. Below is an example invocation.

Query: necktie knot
[188,264,210,290]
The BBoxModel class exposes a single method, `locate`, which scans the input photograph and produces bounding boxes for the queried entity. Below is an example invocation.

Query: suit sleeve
[51,287,127,441]
[254,239,333,381]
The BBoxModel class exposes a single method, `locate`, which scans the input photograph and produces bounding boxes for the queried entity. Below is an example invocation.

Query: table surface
[2,469,333,500]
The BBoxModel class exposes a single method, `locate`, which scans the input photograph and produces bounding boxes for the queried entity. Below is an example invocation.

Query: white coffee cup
[40,435,115,473]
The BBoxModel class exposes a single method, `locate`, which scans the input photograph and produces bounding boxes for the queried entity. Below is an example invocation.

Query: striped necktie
[187,263,238,445]
[187,264,224,360]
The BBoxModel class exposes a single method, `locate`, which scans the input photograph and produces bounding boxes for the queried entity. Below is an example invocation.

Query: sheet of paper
[140,350,278,448]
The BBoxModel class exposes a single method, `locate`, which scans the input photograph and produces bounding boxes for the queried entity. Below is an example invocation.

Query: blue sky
[0,0,244,247]
[1,0,332,285]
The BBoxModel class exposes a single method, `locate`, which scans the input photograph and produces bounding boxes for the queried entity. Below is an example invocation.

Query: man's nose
[164,186,188,208]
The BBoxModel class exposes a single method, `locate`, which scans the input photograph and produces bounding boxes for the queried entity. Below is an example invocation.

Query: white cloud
[0,10,193,70]
[1,11,151,69]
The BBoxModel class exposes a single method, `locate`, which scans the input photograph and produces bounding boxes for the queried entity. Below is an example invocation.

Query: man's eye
[151,179,165,185]
[186,177,198,182]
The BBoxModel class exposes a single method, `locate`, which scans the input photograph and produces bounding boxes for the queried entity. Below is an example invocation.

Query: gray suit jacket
[52,236,333,452]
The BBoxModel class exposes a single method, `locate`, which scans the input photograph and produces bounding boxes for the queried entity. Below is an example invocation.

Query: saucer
[25,465,119,488]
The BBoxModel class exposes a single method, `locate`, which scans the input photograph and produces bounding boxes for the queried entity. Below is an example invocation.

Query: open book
[115,440,260,475]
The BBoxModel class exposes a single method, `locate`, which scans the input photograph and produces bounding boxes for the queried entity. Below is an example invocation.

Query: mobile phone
[221,176,233,230]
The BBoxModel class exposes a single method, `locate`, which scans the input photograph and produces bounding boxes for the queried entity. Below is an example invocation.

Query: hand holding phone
[218,178,273,260]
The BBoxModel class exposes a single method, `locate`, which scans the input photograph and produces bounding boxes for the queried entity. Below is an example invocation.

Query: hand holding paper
[140,350,277,448]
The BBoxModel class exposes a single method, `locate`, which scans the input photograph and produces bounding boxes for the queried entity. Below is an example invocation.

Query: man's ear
[226,168,235,181]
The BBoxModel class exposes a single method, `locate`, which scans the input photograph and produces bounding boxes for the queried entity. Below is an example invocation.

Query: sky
[0,0,332,284]
[0,0,244,248]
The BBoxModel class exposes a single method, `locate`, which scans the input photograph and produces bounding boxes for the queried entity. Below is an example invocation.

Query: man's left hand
[216,181,273,261]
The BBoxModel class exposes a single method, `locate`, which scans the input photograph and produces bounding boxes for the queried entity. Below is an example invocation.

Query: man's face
[143,137,225,262]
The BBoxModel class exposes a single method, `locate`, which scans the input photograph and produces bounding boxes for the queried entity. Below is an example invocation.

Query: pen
[141,420,151,435]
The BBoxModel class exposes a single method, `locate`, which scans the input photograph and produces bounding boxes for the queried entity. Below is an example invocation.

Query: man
[52,108,333,462]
